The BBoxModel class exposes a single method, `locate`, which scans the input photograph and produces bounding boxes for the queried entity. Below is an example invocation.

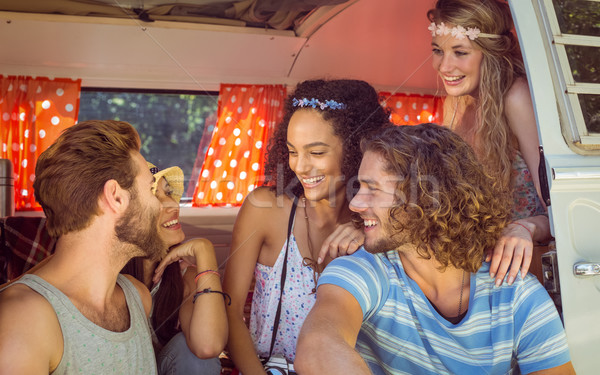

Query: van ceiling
[0,0,439,94]
[0,0,351,30]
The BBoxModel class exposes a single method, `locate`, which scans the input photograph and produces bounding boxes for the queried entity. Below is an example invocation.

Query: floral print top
[512,152,547,220]
[250,228,317,363]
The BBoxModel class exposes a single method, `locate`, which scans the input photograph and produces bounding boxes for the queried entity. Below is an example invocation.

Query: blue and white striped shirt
[318,249,570,375]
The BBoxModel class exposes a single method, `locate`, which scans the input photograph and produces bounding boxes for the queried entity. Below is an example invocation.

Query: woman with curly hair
[428,0,551,286]
[222,79,390,374]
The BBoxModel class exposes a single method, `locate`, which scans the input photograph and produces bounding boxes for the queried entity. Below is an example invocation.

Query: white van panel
[511,1,600,373]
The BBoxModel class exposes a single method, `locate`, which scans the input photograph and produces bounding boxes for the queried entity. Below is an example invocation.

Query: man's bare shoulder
[1,281,49,307]
[0,282,62,333]
[0,283,63,372]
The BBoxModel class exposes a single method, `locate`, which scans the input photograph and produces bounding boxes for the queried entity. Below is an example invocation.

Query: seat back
[0,216,55,284]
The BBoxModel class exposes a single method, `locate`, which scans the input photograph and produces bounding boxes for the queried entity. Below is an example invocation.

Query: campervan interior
[0,0,598,373]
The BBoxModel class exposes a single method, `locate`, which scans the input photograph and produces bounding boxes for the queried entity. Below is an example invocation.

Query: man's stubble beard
[364,235,404,254]
[115,188,166,262]
[363,217,405,255]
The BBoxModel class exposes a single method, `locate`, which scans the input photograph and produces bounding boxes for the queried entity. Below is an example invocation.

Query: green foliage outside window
[552,0,599,133]
[78,90,219,199]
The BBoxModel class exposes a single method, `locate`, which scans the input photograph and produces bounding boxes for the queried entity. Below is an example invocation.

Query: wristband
[193,288,231,305]
[512,222,533,239]
[194,270,220,283]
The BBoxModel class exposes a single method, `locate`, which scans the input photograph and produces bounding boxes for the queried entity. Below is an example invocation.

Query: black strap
[0,218,7,284]
[267,196,298,358]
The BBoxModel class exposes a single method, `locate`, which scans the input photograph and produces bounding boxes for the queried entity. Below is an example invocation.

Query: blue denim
[157,331,221,375]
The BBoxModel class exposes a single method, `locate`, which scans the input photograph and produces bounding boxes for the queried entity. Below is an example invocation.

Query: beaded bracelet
[194,270,220,283]
[512,222,533,239]
[193,288,232,305]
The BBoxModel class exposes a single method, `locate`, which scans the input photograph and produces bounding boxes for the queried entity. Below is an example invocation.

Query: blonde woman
[428,0,551,286]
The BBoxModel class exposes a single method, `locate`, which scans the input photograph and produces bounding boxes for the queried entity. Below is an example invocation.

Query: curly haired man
[296,124,573,375]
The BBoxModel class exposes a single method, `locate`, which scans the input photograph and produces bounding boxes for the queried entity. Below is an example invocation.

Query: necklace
[449,96,459,130]
[302,197,321,293]
[457,270,466,316]
[449,96,479,149]
[302,197,315,259]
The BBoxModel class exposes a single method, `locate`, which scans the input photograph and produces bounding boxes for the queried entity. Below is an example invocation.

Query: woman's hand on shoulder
[318,222,364,265]
[487,220,535,286]
[153,238,216,284]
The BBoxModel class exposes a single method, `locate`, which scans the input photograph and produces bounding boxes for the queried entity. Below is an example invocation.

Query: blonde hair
[428,0,525,191]
[34,120,141,237]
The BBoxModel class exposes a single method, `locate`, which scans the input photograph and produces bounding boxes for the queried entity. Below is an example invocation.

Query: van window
[544,0,600,143]
[78,89,218,201]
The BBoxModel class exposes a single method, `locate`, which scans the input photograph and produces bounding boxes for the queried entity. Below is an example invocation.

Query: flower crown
[292,97,346,110]
[428,22,500,41]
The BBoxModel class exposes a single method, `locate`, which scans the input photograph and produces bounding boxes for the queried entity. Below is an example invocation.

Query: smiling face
[432,29,484,98]
[349,150,404,253]
[155,177,185,250]
[287,109,346,203]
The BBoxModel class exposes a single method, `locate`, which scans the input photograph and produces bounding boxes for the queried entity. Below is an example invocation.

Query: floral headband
[292,97,346,110]
[428,22,501,41]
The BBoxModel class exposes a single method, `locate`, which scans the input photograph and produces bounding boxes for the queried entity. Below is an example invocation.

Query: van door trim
[552,167,600,180]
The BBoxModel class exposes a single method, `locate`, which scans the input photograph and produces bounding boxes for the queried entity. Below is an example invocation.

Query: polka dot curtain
[380,92,443,125]
[193,84,286,206]
[0,76,81,211]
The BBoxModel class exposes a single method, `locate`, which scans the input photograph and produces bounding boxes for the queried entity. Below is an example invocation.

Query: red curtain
[193,84,286,206]
[0,76,81,211]
[380,92,443,125]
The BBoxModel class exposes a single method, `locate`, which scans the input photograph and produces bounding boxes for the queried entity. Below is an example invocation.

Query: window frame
[540,0,600,147]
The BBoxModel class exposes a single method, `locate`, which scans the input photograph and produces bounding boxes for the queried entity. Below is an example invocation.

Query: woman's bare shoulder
[233,187,294,240]
[229,188,295,266]
[504,77,535,127]
[505,77,531,106]
[238,187,293,218]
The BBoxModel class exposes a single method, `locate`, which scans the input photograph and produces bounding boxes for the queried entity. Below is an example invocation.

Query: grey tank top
[14,274,157,375]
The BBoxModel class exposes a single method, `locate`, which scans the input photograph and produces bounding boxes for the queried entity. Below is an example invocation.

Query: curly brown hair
[34,120,140,237]
[362,124,511,272]
[428,0,525,192]
[263,79,390,198]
